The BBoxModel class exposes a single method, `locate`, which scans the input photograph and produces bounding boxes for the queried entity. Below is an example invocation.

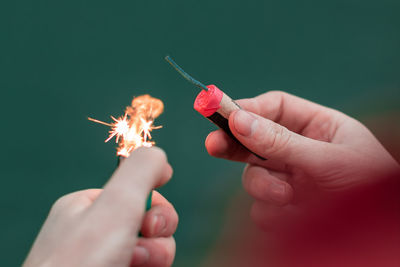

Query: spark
[88,117,112,127]
[105,113,129,143]
[89,95,164,157]
[141,118,153,142]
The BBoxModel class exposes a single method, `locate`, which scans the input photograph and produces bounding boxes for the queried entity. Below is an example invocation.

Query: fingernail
[233,110,258,137]
[268,183,286,203]
[131,246,149,266]
[151,214,166,236]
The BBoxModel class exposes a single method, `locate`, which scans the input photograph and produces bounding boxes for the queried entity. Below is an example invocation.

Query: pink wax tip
[194,84,224,117]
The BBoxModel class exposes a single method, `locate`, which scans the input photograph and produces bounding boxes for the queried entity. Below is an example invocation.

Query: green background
[1,0,399,266]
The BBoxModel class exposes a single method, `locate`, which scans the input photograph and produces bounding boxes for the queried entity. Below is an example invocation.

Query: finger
[205,130,288,172]
[141,191,179,238]
[89,147,173,235]
[154,163,173,188]
[267,169,290,182]
[229,110,336,170]
[236,91,341,135]
[118,156,173,189]
[242,165,293,206]
[250,201,298,232]
[130,237,175,267]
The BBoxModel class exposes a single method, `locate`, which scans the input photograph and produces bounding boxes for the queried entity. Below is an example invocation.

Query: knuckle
[49,193,82,218]
[265,90,286,98]
[159,237,176,267]
[49,191,93,217]
[51,194,73,211]
[256,90,283,102]
[260,123,292,157]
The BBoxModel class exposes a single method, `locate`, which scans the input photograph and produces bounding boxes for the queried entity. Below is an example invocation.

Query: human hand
[23,147,178,267]
[205,91,399,230]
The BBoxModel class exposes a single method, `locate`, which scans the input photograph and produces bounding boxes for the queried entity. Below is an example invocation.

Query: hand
[206,91,399,230]
[24,147,178,267]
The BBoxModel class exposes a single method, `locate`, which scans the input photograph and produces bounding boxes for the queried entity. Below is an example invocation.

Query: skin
[24,147,178,267]
[23,91,399,266]
[205,91,399,231]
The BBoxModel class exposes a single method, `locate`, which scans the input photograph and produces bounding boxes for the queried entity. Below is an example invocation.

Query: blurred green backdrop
[1,0,399,266]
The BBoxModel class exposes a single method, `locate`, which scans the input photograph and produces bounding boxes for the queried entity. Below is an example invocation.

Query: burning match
[89,94,163,157]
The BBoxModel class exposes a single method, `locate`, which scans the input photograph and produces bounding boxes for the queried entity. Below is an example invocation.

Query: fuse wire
[165,55,209,92]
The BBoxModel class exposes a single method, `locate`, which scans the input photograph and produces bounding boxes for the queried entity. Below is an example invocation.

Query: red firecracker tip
[194,84,224,117]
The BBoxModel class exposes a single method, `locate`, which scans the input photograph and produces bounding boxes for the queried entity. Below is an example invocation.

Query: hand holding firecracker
[205,91,400,231]
[24,96,178,267]
[165,56,399,234]
[165,57,400,266]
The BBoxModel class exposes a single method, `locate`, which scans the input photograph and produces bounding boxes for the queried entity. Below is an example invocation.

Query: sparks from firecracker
[89,95,164,157]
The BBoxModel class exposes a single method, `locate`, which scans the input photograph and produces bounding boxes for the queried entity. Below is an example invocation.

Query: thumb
[229,110,332,170]
[88,147,172,234]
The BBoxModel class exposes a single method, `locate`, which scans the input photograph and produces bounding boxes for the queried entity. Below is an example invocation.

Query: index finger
[237,91,339,134]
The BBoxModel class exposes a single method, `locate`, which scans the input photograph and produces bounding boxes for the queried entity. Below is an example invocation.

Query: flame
[89,95,164,157]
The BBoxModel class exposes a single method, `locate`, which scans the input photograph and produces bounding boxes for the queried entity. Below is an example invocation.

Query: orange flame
[89,95,164,157]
